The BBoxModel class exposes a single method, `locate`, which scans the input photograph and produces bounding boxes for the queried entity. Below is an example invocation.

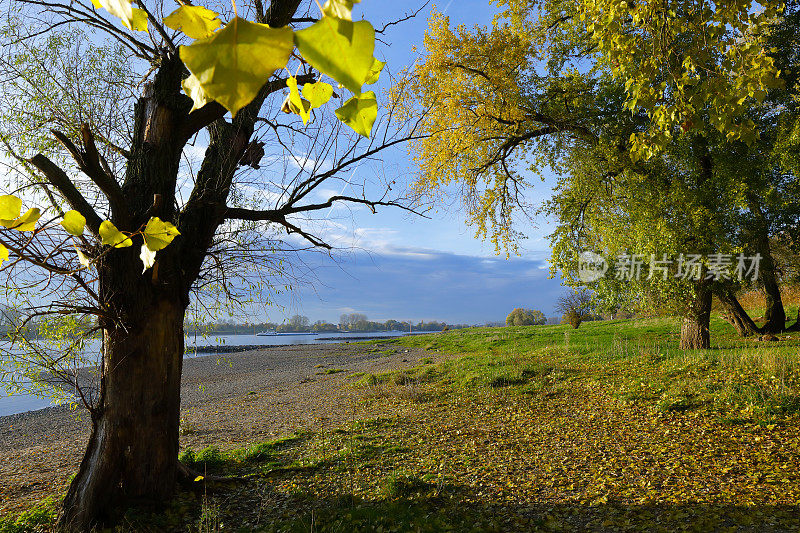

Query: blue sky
[250,0,566,324]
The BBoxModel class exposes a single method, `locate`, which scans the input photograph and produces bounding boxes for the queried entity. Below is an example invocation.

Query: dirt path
[0,342,439,514]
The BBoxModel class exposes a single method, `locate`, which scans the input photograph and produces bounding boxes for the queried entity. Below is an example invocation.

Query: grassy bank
[3,316,800,532]
[385,316,800,423]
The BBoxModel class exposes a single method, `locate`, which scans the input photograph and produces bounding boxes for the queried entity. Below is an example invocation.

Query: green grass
[0,497,58,533]
[7,316,800,532]
[374,315,800,423]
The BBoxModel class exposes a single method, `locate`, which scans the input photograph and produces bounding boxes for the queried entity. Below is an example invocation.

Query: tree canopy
[399,0,800,347]
[506,307,546,326]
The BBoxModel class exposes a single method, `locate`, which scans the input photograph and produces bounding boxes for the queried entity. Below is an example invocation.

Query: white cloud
[288,154,332,173]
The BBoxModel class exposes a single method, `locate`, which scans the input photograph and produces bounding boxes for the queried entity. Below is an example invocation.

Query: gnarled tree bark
[680,281,712,350]
[715,284,761,337]
[748,196,786,333]
[57,53,192,531]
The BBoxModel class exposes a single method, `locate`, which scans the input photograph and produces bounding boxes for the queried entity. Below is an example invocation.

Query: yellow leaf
[364,57,384,85]
[294,18,375,95]
[182,73,211,112]
[335,91,377,138]
[0,243,8,267]
[1,208,41,232]
[286,76,311,124]
[99,220,133,248]
[194,475,204,482]
[302,81,334,108]
[75,246,92,269]
[163,5,221,39]
[180,18,294,117]
[93,0,135,32]
[143,217,180,251]
[322,0,361,21]
[0,195,21,220]
[61,210,86,236]
[130,8,148,32]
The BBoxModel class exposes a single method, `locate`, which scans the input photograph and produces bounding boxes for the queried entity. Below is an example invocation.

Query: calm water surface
[0,332,408,417]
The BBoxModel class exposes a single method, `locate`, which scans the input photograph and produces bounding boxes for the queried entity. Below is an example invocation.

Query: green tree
[0,0,423,528]
[398,0,799,348]
[505,308,545,326]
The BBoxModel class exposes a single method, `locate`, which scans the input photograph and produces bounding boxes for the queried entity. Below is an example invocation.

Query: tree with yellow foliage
[398,0,798,349]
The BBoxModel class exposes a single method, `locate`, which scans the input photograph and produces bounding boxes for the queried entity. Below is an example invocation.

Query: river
[0,331,410,417]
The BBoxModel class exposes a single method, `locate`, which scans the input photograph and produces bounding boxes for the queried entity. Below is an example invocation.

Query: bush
[0,497,58,532]
[195,446,224,466]
[505,308,546,326]
[556,290,594,329]
[563,310,583,329]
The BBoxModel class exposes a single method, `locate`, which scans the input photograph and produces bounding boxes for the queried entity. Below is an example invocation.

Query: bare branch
[51,127,130,225]
[27,154,103,234]
[376,1,431,34]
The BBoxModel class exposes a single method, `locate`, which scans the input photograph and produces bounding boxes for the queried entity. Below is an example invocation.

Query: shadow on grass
[18,477,799,533]
[257,496,800,533]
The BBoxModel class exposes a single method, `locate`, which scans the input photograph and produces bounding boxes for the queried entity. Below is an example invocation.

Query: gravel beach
[0,341,441,514]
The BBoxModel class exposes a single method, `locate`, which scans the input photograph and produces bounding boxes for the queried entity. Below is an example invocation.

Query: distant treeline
[185,314,471,335]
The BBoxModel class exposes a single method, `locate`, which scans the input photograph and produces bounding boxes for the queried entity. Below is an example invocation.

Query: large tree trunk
[715,285,761,337]
[748,196,786,333]
[58,53,192,531]
[58,296,185,530]
[680,282,712,349]
[760,248,786,333]
[54,5,304,528]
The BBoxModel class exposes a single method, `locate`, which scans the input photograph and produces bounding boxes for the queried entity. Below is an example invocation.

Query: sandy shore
[0,341,440,514]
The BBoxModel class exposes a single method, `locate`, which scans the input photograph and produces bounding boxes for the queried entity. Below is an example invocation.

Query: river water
[0,331,408,417]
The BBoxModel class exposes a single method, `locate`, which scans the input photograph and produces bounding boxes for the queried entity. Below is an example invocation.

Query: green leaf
[322,0,360,20]
[182,73,211,112]
[0,243,8,267]
[143,217,180,251]
[140,244,157,273]
[99,220,133,248]
[0,195,21,220]
[61,210,86,236]
[294,18,375,94]
[287,76,311,124]
[335,91,377,138]
[163,5,221,39]
[1,208,41,231]
[302,81,334,109]
[180,17,294,116]
[364,57,385,85]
